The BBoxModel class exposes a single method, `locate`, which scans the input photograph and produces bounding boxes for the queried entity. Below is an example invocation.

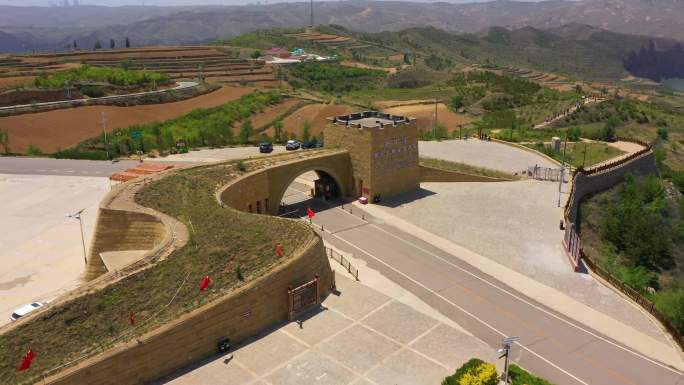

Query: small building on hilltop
[324,111,419,201]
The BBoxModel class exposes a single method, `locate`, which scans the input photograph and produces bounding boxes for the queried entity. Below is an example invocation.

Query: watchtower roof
[327,110,414,129]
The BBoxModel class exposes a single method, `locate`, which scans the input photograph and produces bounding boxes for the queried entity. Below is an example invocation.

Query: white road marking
[326,229,590,385]
[364,217,684,376]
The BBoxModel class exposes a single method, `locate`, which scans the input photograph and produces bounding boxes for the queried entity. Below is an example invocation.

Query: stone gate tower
[324,111,419,200]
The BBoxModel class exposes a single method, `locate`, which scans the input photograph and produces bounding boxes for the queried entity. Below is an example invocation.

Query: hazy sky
[0,0,522,6]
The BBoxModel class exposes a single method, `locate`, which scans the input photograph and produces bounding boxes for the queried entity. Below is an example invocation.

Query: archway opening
[279,170,341,218]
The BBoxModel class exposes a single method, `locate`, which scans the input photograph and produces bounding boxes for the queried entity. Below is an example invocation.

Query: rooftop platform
[327,110,414,129]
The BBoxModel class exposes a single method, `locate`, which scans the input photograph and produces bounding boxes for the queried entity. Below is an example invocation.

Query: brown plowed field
[266,103,355,138]
[22,47,227,63]
[0,85,254,153]
[0,76,35,91]
[248,99,302,131]
[383,103,472,132]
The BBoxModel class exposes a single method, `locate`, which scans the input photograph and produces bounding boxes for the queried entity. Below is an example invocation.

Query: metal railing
[326,247,359,281]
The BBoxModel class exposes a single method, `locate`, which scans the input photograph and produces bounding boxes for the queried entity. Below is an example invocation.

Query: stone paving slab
[366,348,450,385]
[265,350,355,385]
[232,329,308,376]
[160,274,500,385]
[361,300,439,344]
[318,324,401,373]
[282,307,352,346]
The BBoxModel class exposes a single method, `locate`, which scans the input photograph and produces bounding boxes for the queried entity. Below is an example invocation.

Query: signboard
[288,276,319,320]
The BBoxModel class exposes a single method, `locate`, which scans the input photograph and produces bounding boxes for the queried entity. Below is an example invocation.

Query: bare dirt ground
[271,103,356,138]
[383,103,472,132]
[0,85,254,153]
[340,61,397,74]
[22,47,226,63]
[248,99,301,132]
[0,76,35,91]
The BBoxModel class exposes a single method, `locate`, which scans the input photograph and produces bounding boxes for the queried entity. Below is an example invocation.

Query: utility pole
[101,112,110,161]
[309,0,314,29]
[66,209,87,265]
[497,336,519,384]
[558,132,568,207]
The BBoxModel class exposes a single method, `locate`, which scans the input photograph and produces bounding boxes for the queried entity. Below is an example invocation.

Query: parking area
[159,267,500,385]
[161,145,288,163]
[0,174,109,326]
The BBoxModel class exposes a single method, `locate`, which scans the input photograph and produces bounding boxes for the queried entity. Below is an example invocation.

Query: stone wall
[220,150,352,215]
[46,236,332,385]
[564,150,659,227]
[419,165,510,183]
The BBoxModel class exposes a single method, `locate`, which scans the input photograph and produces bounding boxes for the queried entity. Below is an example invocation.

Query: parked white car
[10,302,44,321]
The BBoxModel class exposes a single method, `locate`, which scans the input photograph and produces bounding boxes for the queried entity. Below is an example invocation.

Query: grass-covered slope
[0,155,316,385]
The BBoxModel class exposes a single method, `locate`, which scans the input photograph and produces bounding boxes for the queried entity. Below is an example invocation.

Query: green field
[525,142,625,168]
[34,65,169,89]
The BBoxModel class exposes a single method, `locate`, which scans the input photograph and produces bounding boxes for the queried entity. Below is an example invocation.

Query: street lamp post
[67,209,87,265]
[497,336,519,384]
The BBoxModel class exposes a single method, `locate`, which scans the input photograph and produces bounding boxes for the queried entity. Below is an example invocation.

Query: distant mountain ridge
[0,0,682,53]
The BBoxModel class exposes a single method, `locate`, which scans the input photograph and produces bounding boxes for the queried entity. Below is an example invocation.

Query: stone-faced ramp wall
[84,208,166,281]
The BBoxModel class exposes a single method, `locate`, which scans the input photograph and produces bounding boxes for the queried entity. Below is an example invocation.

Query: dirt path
[0,85,254,153]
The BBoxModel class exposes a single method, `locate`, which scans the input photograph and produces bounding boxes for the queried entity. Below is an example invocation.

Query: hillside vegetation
[34,65,169,89]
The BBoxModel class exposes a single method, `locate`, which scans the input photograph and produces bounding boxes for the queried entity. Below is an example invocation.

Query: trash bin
[218,338,231,354]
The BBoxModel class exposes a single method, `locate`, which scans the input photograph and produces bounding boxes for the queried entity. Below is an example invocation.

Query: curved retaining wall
[46,236,331,385]
[39,160,333,385]
[564,148,659,227]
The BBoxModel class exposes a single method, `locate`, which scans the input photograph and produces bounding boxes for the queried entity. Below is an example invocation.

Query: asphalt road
[282,184,684,385]
[0,157,195,177]
[0,81,198,111]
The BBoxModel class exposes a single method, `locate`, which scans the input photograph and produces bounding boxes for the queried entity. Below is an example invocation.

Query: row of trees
[287,63,385,93]
[72,37,131,51]
[34,65,168,88]
[100,92,283,157]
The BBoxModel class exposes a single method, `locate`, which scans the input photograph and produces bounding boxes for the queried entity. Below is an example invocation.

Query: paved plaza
[160,274,500,385]
[0,174,109,326]
[419,139,557,173]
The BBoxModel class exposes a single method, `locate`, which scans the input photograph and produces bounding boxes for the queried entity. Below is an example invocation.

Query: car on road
[285,140,301,151]
[10,302,44,321]
[259,142,274,153]
[302,140,324,149]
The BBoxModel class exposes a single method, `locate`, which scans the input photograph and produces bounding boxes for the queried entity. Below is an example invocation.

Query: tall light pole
[67,209,87,265]
[497,336,519,384]
[101,112,110,161]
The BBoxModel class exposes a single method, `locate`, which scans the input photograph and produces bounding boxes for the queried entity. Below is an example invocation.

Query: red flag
[17,349,35,372]
[129,311,136,326]
[199,275,212,291]
[306,207,315,219]
[276,242,283,258]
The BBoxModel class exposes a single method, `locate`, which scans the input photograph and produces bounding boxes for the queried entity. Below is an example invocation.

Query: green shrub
[509,364,555,385]
[658,127,669,140]
[26,144,42,156]
[654,289,684,333]
[53,148,109,160]
[442,358,498,385]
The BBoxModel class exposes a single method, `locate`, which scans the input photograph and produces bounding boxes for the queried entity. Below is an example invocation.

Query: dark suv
[259,142,273,153]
